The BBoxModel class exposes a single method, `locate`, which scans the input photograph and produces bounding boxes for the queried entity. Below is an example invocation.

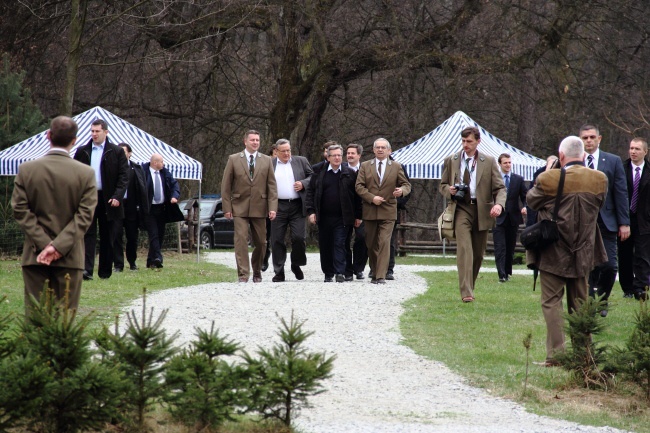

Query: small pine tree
[95,289,178,432]
[244,312,336,427]
[164,322,248,431]
[555,296,613,389]
[522,332,533,396]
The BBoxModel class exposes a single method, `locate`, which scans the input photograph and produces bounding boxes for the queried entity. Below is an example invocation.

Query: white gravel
[122,252,628,433]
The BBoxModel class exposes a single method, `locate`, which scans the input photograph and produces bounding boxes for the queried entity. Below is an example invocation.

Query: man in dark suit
[12,116,97,312]
[112,143,148,272]
[440,127,506,302]
[580,124,630,317]
[270,139,313,282]
[307,144,362,282]
[526,156,558,227]
[73,119,129,280]
[221,130,278,282]
[355,138,411,284]
[527,135,608,366]
[344,143,368,280]
[493,153,528,283]
[142,153,183,269]
[618,137,650,301]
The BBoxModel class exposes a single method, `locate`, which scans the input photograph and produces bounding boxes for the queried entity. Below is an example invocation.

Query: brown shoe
[462,296,475,303]
[238,277,249,283]
[253,272,262,283]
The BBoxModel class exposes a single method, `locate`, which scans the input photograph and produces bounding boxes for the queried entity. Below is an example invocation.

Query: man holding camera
[440,127,506,302]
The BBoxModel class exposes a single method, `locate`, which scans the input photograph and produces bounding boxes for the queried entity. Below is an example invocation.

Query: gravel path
[122,252,627,433]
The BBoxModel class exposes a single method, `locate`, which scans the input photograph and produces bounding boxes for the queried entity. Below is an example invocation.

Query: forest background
[0,0,649,227]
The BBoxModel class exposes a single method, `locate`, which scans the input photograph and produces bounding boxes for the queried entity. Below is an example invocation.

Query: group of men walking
[220,130,411,285]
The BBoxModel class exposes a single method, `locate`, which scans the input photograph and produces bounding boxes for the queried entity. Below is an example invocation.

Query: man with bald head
[143,153,183,269]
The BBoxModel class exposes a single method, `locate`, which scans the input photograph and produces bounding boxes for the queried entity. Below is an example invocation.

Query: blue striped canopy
[0,106,202,180]
[392,111,544,181]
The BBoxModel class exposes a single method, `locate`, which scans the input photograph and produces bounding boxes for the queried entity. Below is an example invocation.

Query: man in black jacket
[73,119,129,280]
[142,154,183,269]
[113,143,148,272]
[306,143,362,282]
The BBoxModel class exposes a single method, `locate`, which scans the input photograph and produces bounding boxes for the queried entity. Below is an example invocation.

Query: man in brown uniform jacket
[355,138,411,284]
[221,130,278,282]
[527,135,608,366]
[12,116,97,312]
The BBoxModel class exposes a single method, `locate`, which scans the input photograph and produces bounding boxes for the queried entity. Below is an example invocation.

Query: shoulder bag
[520,168,565,251]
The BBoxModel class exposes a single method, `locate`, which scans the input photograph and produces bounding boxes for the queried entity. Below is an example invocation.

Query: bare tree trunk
[60,0,88,115]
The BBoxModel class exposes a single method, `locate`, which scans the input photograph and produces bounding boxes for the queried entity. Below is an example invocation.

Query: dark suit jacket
[73,137,129,221]
[124,161,148,225]
[496,172,527,227]
[355,158,411,221]
[590,150,630,232]
[624,158,650,235]
[221,151,278,218]
[272,156,313,216]
[142,163,184,223]
[12,151,97,269]
[306,164,361,226]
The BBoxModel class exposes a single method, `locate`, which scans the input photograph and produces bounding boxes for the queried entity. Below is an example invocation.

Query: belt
[278,198,301,202]
[469,198,477,204]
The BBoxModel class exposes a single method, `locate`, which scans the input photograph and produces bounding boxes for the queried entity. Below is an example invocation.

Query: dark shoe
[130,264,139,271]
[499,277,507,283]
[238,277,249,283]
[262,249,271,272]
[153,258,163,269]
[114,267,123,273]
[370,279,378,284]
[600,309,608,317]
[376,278,386,284]
[636,291,649,301]
[272,272,285,282]
[291,264,304,280]
[462,296,475,303]
[324,276,334,283]
[368,271,374,279]
[253,272,262,283]
[623,293,634,299]
[344,275,354,282]
[335,274,345,283]
[356,272,364,280]
[82,271,93,281]
[386,272,395,281]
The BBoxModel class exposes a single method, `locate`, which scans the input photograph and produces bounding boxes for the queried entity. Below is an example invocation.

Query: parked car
[178,195,235,249]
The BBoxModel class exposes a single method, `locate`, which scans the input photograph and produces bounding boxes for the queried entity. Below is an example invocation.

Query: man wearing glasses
[269,139,313,282]
[355,138,411,284]
[580,124,630,317]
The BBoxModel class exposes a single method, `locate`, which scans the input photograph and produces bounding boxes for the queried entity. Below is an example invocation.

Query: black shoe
[600,309,608,317]
[376,278,386,284]
[344,275,354,282]
[291,264,304,280]
[368,271,374,279]
[386,272,395,280]
[130,264,139,271]
[623,293,634,298]
[335,274,345,283]
[82,271,93,281]
[272,272,285,282]
[153,258,163,269]
[356,272,364,280]
[324,276,334,283]
[114,268,123,273]
[262,249,271,272]
[499,278,507,283]
[370,279,377,284]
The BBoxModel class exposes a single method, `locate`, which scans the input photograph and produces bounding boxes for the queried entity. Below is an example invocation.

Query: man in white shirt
[270,139,313,282]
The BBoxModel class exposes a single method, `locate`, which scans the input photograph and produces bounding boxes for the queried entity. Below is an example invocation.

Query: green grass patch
[401,263,649,432]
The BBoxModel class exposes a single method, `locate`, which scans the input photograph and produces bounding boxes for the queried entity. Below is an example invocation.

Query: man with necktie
[142,154,183,269]
[580,124,630,317]
[221,130,278,283]
[493,153,527,283]
[618,137,650,301]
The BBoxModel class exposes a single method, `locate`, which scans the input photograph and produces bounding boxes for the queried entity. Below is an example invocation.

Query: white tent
[392,111,544,181]
[0,106,202,180]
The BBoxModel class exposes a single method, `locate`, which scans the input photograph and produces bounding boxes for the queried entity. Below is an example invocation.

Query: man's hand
[294,181,304,191]
[269,211,277,220]
[521,207,527,216]
[619,225,631,241]
[225,212,233,220]
[393,187,403,197]
[372,196,386,205]
[449,186,458,196]
[37,244,62,265]
[108,198,121,207]
[171,197,178,204]
[309,214,317,225]
[354,219,362,228]
[489,204,503,218]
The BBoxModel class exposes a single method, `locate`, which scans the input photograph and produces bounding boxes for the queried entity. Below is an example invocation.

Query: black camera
[452,182,470,201]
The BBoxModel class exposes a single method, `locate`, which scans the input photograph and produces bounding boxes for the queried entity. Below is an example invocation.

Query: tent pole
[196,180,201,263]
[442,197,447,258]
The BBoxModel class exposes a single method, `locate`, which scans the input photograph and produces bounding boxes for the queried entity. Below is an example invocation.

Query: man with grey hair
[526,135,608,367]
[270,138,313,282]
[355,138,411,284]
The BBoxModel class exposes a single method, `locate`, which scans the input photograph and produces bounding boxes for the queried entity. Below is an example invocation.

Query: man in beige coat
[355,138,411,284]
[440,127,506,302]
[527,136,608,366]
[12,116,97,312]
[221,130,278,282]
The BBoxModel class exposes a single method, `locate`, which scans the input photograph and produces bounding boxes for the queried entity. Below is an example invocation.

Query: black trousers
[84,191,114,279]
[113,212,140,269]
[589,220,618,303]
[318,215,347,277]
[270,199,307,274]
[493,223,518,280]
[388,221,398,273]
[146,204,166,266]
[619,214,650,297]
[345,221,368,277]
